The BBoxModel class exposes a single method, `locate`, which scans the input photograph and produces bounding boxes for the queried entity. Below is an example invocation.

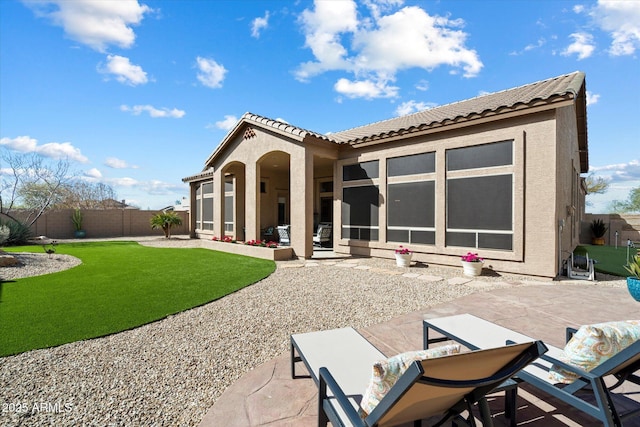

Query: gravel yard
[0,238,626,426]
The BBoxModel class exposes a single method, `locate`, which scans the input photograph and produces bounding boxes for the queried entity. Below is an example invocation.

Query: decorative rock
[0,254,20,267]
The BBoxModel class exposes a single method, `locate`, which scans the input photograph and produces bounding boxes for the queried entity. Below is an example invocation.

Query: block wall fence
[582,213,640,246]
[20,209,190,239]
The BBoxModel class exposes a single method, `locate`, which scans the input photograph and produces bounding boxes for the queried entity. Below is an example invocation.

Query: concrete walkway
[200,283,640,427]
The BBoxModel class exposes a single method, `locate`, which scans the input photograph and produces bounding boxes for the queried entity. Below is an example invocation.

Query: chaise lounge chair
[291,327,547,427]
[424,314,640,427]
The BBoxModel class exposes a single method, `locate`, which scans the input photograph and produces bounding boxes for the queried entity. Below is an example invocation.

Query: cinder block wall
[24,209,190,239]
[582,214,640,246]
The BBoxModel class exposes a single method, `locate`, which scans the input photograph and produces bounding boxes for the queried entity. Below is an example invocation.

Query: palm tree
[150,212,183,238]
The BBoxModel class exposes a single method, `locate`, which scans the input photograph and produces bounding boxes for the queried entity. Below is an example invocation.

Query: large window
[224,176,234,233]
[387,153,436,244]
[195,181,214,231]
[342,161,379,241]
[446,141,514,250]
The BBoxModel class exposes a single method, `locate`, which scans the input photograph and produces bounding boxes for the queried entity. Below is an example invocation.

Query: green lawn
[0,241,275,357]
[575,244,638,277]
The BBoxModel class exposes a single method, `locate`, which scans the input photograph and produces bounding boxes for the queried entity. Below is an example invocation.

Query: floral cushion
[359,344,461,418]
[549,320,640,384]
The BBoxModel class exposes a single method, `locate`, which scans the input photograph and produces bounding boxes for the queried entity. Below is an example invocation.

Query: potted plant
[394,245,412,267]
[71,208,86,238]
[590,219,608,245]
[624,254,640,302]
[461,252,484,276]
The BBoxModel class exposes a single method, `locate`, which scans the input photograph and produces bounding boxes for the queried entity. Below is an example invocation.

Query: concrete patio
[200,282,640,427]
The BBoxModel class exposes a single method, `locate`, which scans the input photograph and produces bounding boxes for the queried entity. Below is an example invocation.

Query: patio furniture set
[291,314,640,426]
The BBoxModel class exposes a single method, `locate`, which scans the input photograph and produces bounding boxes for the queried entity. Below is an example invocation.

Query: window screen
[224,177,233,192]
[342,186,379,226]
[203,198,213,222]
[202,182,213,194]
[387,182,434,227]
[224,196,233,222]
[343,161,379,181]
[447,175,512,230]
[447,141,512,171]
[387,152,435,177]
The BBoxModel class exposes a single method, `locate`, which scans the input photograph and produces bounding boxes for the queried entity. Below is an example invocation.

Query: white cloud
[296,1,482,99]
[586,91,600,106]
[1,135,88,163]
[0,135,38,152]
[334,78,399,99]
[395,100,437,116]
[84,168,102,179]
[98,55,148,86]
[592,0,640,56]
[562,32,595,59]
[105,157,138,169]
[415,80,429,91]
[109,176,139,187]
[24,0,152,52]
[196,57,227,89]
[120,104,185,118]
[590,159,640,182]
[143,179,185,195]
[251,11,269,38]
[215,115,238,131]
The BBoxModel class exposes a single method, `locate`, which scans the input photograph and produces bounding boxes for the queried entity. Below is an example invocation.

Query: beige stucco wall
[333,110,570,277]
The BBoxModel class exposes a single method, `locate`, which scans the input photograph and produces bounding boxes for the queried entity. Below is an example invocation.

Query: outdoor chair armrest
[318,367,366,427]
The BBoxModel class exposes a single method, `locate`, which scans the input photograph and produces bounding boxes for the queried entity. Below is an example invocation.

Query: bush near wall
[15,209,190,239]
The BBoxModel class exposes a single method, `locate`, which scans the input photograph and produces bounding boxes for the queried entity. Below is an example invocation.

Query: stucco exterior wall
[333,111,565,277]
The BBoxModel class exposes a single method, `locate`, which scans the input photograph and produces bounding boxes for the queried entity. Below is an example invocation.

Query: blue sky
[1,0,638,211]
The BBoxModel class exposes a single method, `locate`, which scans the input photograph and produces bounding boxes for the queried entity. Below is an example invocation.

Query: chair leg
[505,387,517,427]
[318,375,329,427]
[477,398,492,427]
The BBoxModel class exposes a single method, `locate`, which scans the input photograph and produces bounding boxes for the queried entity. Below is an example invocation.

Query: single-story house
[183,71,588,278]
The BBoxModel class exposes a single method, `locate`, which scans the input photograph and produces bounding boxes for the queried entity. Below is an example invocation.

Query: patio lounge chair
[313,224,332,247]
[424,314,640,427]
[262,226,275,241]
[277,225,290,246]
[291,327,547,427]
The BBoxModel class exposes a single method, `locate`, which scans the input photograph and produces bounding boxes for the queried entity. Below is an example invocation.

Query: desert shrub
[0,219,32,246]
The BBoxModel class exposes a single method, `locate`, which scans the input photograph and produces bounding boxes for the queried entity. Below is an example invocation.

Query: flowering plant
[212,236,236,243]
[245,239,278,248]
[395,245,412,255]
[461,252,483,263]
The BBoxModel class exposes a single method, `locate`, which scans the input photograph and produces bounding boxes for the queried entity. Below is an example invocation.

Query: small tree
[609,186,640,214]
[150,211,183,238]
[0,151,72,226]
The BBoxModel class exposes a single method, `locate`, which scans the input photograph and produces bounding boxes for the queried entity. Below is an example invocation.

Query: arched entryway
[257,151,291,241]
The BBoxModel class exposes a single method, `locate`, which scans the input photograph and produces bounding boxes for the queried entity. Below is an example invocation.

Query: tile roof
[187,71,587,180]
[182,168,214,183]
[328,71,586,144]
